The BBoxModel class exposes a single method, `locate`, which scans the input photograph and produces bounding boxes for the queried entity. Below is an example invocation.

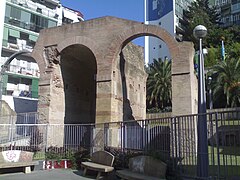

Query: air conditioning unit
[8,43,19,50]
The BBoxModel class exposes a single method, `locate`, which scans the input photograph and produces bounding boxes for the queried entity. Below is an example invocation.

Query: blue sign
[147,0,173,21]
[221,40,225,61]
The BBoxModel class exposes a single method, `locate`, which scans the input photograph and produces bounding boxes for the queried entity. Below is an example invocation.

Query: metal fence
[0,110,239,179]
[103,111,240,179]
[0,123,94,156]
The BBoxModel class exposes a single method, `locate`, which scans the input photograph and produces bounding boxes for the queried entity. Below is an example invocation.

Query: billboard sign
[146,0,173,21]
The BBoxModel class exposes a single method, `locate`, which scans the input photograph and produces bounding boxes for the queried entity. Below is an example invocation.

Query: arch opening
[60,44,97,124]
[1,51,40,112]
[112,33,172,122]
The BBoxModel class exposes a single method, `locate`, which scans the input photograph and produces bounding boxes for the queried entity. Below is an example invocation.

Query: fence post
[103,123,108,148]
[45,124,49,153]
[11,115,14,150]
[122,122,126,168]
[215,112,221,179]
[170,117,175,171]
[142,120,146,153]
[173,116,178,172]
[90,125,94,155]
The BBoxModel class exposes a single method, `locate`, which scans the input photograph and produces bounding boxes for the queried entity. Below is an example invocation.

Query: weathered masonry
[31,16,197,125]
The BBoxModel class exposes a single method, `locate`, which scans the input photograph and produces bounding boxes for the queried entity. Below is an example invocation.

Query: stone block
[129,155,167,178]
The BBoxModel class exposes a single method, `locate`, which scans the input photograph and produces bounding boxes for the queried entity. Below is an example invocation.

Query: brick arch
[31,17,196,128]
[104,22,197,117]
[107,23,180,66]
[57,36,99,60]
[31,50,46,79]
[32,36,99,74]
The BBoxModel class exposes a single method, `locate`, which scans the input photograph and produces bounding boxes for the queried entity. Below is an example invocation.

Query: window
[5,4,57,32]
[4,28,20,45]
[36,8,42,14]
[21,11,31,24]
[62,17,73,24]
[48,20,57,28]
[5,5,32,30]
[2,27,9,46]
[26,38,35,47]
[29,35,38,42]
[20,32,29,41]
[9,29,20,38]
[8,36,17,44]
[5,5,11,18]
[232,3,240,13]
[30,14,48,32]
[10,6,21,20]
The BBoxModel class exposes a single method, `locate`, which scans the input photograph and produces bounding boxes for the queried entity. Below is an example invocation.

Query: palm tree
[210,57,240,107]
[146,58,172,110]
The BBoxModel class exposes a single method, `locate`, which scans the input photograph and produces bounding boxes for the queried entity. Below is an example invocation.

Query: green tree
[227,25,240,43]
[227,42,240,58]
[210,57,240,107]
[181,0,240,109]
[183,0,240,50]
[146,59,172,110]
[205,46,220,68]
[183,0,219,48]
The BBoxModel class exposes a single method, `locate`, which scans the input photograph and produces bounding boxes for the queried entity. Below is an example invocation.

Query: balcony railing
[6,64,40,78]
[6,0,59,19]
[45,0,60,5]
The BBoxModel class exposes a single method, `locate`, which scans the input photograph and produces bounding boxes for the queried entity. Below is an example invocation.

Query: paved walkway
[0,169,118,180]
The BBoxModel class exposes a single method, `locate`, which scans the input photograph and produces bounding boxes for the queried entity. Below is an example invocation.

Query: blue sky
[61,0,144,22]
[61,0,145,46]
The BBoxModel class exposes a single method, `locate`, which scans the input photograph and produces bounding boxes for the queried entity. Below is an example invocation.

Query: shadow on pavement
[0,169,119,180]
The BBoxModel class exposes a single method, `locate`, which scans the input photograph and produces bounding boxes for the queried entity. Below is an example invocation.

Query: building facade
[213,0,240,27]
[144,0,195,65]
[0,0,83,113]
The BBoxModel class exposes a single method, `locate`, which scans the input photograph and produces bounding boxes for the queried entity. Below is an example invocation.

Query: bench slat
[0,161,39,168]
[81,162,114,172]
[81,151,115,180]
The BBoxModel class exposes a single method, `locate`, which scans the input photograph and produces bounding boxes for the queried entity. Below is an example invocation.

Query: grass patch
[178,146,240,178]
[180,165,240,179]
[209,146,240,166]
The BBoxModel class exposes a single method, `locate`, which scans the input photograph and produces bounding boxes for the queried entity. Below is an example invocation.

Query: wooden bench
[81,151,115,180]
[116,155,167,180]
[0,150,39,173]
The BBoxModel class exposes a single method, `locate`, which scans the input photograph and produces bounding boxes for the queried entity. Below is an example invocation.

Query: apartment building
[214,0,240,27]
[0,0,83,112]
[144,0,195,65]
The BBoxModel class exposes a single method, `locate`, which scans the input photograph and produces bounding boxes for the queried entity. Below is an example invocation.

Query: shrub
[104,147,143,169]
[45,146,90,169]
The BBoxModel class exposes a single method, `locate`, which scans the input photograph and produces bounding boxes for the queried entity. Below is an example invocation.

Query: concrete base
[24,166,31,174]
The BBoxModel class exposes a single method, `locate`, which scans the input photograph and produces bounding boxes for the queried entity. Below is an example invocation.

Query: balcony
[6,83,37,99]
[6,42,33,52]
[6,0,59,19]
[44,0,60,5]
[216,0,232,7]
[7,0,60,5]
[6,64,40,78]
[231,3,240,14]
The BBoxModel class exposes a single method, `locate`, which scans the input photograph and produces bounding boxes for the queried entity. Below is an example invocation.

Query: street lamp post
[208,76,213,110]
[193,25,209,178]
